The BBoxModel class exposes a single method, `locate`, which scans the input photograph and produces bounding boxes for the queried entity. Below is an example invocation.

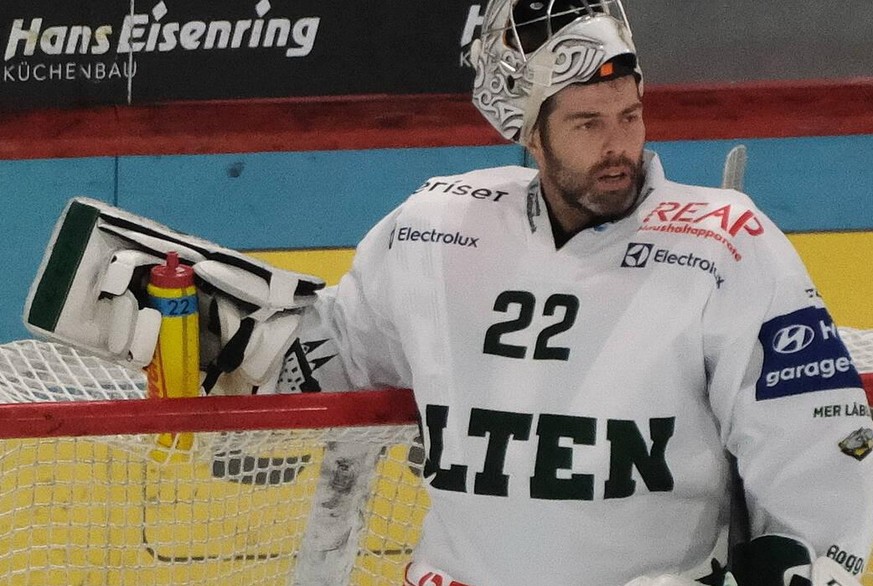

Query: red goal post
[0,380,418,440]
[0,331,871,586]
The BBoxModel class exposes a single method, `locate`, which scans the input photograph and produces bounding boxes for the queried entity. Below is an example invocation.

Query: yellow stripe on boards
[248,233,873,329]
[788,231,873,329]
[247,248,356,287]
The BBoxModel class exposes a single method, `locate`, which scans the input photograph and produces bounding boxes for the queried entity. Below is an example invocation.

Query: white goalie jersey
[289,152,873,585]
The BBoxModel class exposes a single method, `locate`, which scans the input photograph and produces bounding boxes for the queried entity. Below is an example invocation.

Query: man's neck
[538,182,596,237]
[537,175,648,249]
[540,194,597,249]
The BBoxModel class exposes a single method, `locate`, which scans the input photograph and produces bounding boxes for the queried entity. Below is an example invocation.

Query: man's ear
[526,124,544,167]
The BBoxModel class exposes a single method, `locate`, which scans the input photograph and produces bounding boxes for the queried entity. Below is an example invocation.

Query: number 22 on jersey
[483,290,579,360]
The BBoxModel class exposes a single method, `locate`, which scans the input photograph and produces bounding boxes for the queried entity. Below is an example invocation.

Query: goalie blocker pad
[24,197,325,391]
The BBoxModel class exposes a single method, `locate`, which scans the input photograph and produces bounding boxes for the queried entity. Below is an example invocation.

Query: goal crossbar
[0,375,869,441]
[0,388,419,440]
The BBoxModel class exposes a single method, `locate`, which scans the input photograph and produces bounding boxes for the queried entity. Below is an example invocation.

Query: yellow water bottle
[145,251,200,462]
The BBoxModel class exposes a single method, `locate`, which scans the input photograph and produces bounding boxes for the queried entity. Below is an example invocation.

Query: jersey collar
[526,150,662,247]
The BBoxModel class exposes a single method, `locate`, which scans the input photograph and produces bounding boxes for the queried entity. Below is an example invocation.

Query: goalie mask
[471,0,642,146]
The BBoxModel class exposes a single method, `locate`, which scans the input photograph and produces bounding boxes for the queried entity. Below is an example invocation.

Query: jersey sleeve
[289,206,413,392]
[703,223,873,575]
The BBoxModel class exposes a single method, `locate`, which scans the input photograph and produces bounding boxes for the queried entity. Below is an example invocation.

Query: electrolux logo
[389,226,480,250]
[621,242,653,267]
[3,0,320,83]
[621,242,725,288]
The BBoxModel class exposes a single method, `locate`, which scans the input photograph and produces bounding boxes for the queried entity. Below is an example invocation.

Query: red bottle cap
[150,251,194,288]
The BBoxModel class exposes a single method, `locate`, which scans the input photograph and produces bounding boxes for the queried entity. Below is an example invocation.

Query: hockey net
[0,331,871,586]
[0,340,426,586]
[840,327,873,396]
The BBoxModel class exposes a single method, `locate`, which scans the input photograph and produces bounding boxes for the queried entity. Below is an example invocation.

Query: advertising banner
[1,0,485,109]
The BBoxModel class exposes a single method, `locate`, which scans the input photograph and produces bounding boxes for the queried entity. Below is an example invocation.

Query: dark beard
[546,148,645,225]
[542,126,644,226]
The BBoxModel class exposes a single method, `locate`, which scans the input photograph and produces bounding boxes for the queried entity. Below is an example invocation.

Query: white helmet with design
[471,0,642,146]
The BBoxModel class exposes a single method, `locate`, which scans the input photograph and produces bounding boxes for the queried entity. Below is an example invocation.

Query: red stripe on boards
[1,78,872,160]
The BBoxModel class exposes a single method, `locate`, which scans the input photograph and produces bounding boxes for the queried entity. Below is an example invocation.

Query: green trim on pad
[27,201,100,332]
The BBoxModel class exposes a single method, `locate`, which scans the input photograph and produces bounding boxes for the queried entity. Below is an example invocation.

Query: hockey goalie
[23,0,873,584]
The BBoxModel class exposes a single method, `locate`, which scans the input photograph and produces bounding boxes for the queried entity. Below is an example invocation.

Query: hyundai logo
[772,325,815,354]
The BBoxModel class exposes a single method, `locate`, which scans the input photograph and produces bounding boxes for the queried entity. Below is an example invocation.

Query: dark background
[1,0,871,110]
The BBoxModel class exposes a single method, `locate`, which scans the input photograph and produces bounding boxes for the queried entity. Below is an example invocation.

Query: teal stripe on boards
[0,157,115,342]
[649,135,873,232]
[0,135,871,342]
[116,146,524,250]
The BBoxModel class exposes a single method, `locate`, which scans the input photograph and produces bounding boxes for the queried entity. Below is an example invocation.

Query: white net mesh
[842,327,873,374]
[0,339,146,403]
[0,341,427,586]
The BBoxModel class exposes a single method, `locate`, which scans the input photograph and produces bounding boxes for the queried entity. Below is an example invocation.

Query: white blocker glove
[24,197,325,395]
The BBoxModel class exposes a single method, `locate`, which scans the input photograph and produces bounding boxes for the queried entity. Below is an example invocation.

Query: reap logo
[756,307,862,400]
[640,201,764,262]
[621,242,725,288]
[459,4,484,68]
[839,428,873,461]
